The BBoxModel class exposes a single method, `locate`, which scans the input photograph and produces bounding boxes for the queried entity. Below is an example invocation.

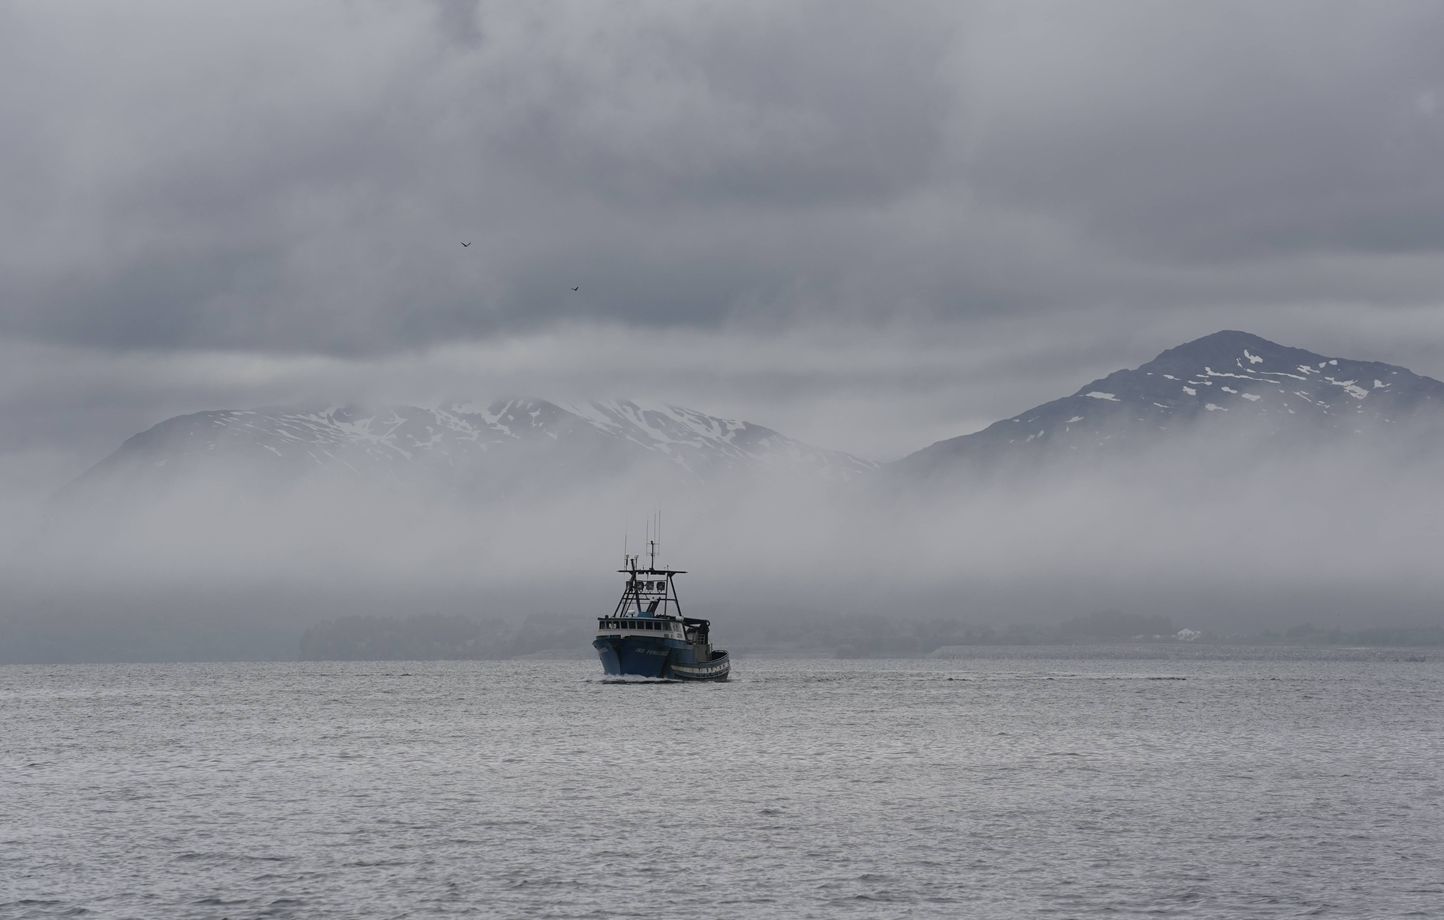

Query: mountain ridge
[66,331,1444,498]
[69,398,877,498]
[892,330,1444,477]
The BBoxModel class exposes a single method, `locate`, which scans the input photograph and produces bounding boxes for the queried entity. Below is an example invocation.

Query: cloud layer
[4,1,1444,475]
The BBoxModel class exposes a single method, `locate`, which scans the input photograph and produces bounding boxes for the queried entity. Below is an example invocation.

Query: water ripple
[1,654,1442,918]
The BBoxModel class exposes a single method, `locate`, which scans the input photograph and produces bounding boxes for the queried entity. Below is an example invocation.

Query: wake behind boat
[593,541,730,681]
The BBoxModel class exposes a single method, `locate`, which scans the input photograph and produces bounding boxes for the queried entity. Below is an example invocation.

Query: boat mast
[611,512,687,618]
[632,552,643,615]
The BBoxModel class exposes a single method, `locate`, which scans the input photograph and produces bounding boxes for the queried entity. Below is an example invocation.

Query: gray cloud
[0,1,964,353]
[3,1,1444,474]
[961,3,1444,263]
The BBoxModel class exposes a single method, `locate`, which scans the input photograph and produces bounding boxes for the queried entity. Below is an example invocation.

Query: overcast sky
[4,0,1444,485]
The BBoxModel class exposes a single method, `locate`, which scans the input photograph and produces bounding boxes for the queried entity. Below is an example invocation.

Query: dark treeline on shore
[296,609,1444,662]
[297,614,576,661]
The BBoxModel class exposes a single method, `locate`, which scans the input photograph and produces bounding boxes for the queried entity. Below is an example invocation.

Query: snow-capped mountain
[72,398,876,496]
[894,330,1444,477]
[66,332,1444,499]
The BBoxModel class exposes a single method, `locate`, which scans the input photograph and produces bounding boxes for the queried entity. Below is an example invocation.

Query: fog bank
[3,412,1441,662]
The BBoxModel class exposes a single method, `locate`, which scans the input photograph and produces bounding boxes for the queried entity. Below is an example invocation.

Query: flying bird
[571,285,580,292]
[460,241,471,248]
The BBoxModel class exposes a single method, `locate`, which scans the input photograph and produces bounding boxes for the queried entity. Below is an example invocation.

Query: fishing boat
[592,540,730,681]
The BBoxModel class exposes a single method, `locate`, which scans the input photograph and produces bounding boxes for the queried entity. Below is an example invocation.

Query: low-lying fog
[8,2,1444,662]
[3,414,1440,662]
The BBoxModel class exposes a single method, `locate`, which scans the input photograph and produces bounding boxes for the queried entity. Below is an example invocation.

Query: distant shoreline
[2,641,1435,667]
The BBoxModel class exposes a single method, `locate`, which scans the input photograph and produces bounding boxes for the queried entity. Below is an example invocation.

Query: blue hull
[593,636,671,678]
[593,636,730,681]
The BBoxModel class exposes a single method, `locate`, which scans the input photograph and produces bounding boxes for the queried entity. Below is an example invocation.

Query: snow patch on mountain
[895,330,1444,477]
[72,398,878,498]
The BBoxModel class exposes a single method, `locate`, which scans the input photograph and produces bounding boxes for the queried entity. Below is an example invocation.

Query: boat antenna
[649,508,660,570]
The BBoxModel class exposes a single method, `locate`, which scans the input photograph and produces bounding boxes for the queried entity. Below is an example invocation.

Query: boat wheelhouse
[592,541,730,681]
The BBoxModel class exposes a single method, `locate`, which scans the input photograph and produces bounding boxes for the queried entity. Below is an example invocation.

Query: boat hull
[593,637,730,681]
[593,636,671,678]
[667,651,730,681]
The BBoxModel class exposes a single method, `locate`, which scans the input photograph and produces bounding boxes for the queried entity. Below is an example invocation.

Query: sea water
[3,650,1442,918]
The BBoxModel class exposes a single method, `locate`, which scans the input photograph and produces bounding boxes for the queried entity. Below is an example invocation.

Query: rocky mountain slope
[66,332,1444,498]
[70,398,876,497]
[894,330,1444,477]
